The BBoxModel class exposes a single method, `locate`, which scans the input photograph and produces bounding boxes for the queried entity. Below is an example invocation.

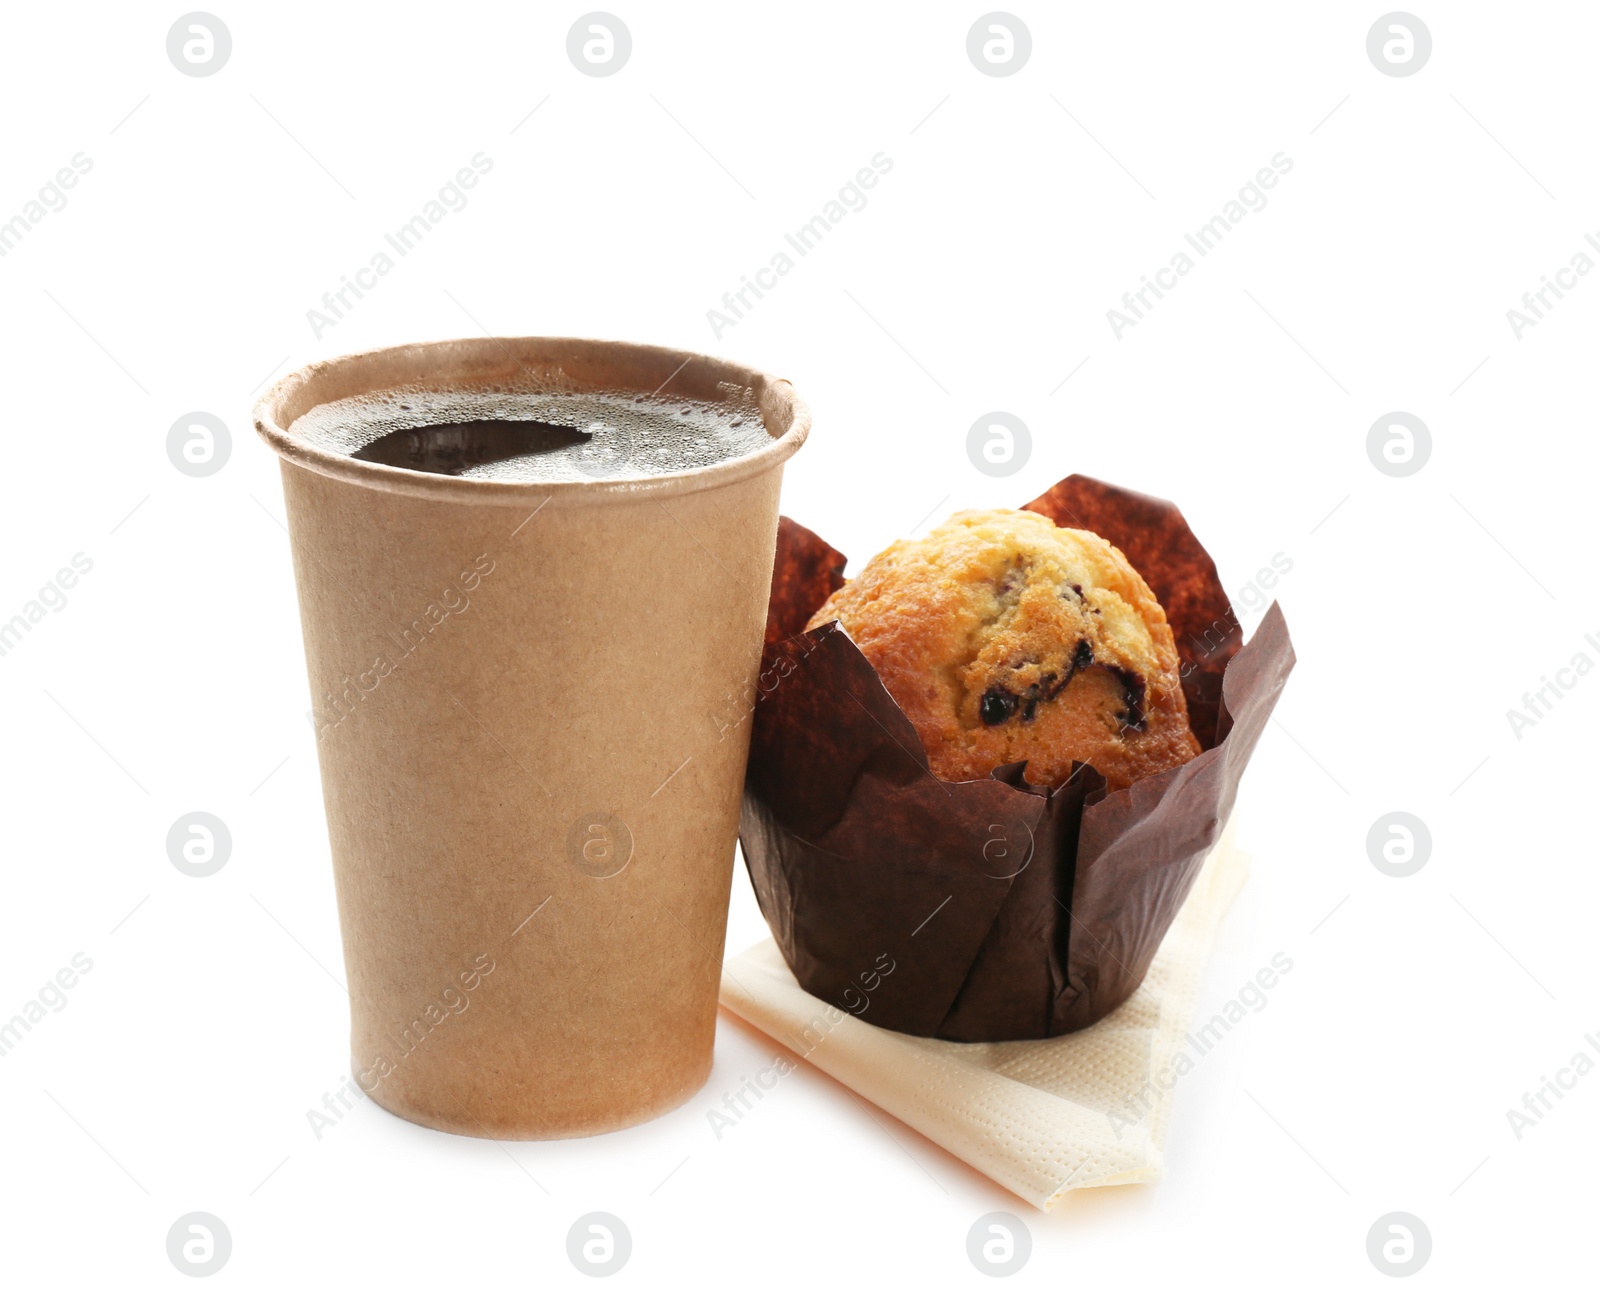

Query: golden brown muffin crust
[807,509,1200,791]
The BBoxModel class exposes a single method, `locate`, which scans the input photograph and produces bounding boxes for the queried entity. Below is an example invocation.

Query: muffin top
[806,508,1200,791]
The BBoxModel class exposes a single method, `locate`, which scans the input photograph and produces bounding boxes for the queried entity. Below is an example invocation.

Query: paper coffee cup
[253,337,810,1138]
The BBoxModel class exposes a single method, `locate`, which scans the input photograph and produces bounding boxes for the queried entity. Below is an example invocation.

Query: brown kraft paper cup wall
[254,337,809,1138]
[739,475,1296,1042]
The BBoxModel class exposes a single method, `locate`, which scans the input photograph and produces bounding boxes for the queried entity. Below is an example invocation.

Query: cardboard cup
[253,337,809,1138]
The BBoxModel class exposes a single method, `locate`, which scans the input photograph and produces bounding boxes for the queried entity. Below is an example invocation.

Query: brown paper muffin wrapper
[738,475,1295,1042]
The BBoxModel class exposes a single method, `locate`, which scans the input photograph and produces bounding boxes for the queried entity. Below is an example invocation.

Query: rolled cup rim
[252,335,810,507]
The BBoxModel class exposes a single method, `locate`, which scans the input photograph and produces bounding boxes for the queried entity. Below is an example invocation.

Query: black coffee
[352,419,592,475]
[292,383,771,482]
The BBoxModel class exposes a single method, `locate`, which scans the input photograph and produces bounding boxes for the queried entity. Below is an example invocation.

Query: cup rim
[252,335,810,507]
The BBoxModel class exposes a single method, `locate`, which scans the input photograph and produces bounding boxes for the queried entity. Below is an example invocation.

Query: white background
[1,1,1594,1284]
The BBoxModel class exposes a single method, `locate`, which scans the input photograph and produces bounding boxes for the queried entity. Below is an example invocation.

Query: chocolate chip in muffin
[981,638,1101,729]
[1020,676,1050,722]
[979,688,1018,726]
[1109,667,1148,731]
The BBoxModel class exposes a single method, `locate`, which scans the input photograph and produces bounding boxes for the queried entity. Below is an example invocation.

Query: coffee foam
[289,377,772,483]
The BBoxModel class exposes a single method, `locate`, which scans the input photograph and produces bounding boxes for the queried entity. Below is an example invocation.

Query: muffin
[806,509,1200,791]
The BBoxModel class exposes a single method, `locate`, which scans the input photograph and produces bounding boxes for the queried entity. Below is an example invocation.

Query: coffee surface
[291,381,771,482]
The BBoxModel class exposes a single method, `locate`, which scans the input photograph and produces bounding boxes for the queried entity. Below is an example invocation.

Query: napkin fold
[718,825,1250,1210]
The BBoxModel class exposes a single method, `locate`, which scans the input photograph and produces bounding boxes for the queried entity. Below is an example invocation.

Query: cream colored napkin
[718,825,1250,1210]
